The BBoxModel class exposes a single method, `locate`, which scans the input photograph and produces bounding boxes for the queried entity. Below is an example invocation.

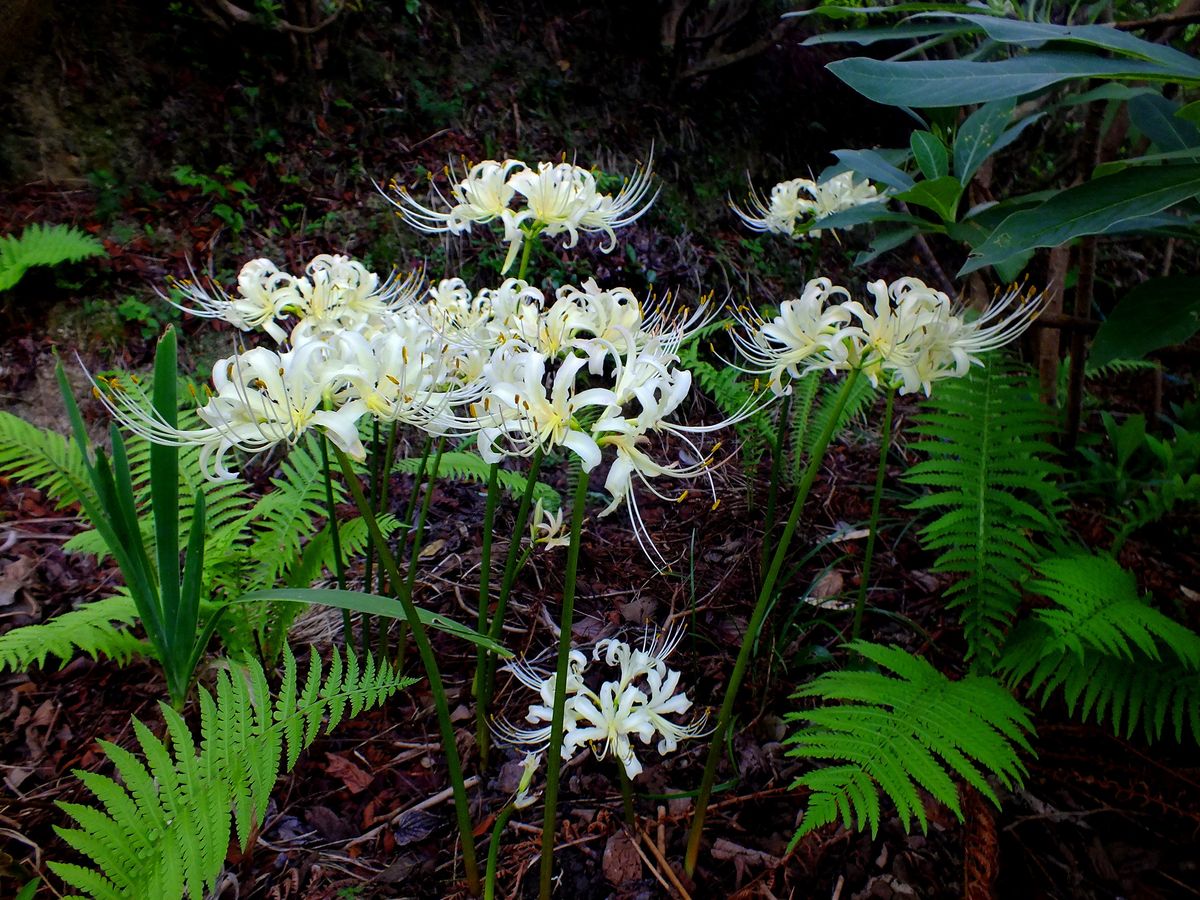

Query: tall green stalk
[395,438,446,668]
[475,464,502,766]
[319,434,350,638]
[683,368,861,876]
[477,450,545,721]
[852,386,895,643]
[762,392,793,571]
[539,472,591,900]
[331,445,481,895]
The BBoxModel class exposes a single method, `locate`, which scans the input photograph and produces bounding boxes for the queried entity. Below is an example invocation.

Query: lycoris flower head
[729,275,1045,399]
[493,627,707,779]
[387,151,659,274]
[731,172,880,239]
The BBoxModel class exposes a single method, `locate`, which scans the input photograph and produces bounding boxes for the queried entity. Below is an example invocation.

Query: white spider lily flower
[165,258,296,343]
[732,173,880,239]
[842,277,953,392]
[529,499,570,549]
[495,629,705,778]
[289,254,422,339]
[566,681,656,778]
[729,277,856,393]
[509,161,597,245]
[390,158,527,236]
[95,343,367,480]
[804,172,881,236]
[513,752,542,809]
[731,177,816,238]
[477,350,616,470]
[576,150,660,251]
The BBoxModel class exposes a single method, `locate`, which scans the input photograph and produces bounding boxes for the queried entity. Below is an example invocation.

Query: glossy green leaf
[1128,94,1200,154]
[832,149,915,191]
[911,131,949,180]
[786,3,983,19]
[828,53,1200,109]
[803,23,971,46]
[915,14,1200,78]
[855,228,918,266]
[1090,277,1200,368]
[1177,100,1200,124]
[811,202,929,232]
[959,165,1200,275]
[234,588,513,656]
[897,176,962,223]
[953,99,1014,183]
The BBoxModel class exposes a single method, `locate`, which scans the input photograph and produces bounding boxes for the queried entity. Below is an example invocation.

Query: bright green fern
[904,360,1064,663]
[998,552,1200,743]
[0,223,105,292]
[393,450,560,510]
[786,641,1034,842]
[50,644,414,899]
[0,593,145,673]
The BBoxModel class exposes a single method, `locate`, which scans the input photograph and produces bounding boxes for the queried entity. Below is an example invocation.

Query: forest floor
[1,2,1199,898]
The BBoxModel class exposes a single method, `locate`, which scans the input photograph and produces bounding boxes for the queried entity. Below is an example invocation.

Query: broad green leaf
[953,99,1014,183]
[832,149,915,191]
[811,203,929,232]
[855,228,917,266]
[959,165,1200,275]
[1059,83,1155,106]
[911,131,949,180]
[233,588,513,656]
[1090,277,1200,368]
[915,13,1200,79]
[1094,149,1200,177]
[1128,94,1200,155]
[1178,101,1200,124]
[828,53,1200,109]
[785,3,984,18]
[897,176,962,223]
[803,23,972,46]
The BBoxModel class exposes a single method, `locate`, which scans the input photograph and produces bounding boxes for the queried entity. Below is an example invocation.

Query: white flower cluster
[388,154,658,273]
[730,276,1044,397]
[732,172,880,239]
[101,256,737,560]
[494,628,706,779]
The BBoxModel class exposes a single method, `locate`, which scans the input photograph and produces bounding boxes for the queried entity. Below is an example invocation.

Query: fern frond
[0,223,106,292]
[998,552,1200,743]
[791,372,876,484]
[0,593,145,673]
[678,337,773,472]
[0,411,93,509]
[245,440,335,587]
[786,641,1034,842]
[904,360,1064,663]
[393,450,560,510]
[51,645,415,899]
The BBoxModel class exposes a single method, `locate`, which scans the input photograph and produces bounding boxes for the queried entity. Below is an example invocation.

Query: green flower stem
[395,437,446,670]
[317,434,350,638]
[365,421,381,608]
[478,450,545,716]
[852,386,895,643]
[377,434,433,659]
[684,368,862,877]
[475,463,502,767]
[516,228,537,282]
[331,445,481,896]
[539,471,591,900]
[484,802,517,900]
[762,392,793,571]
[618,766,636,827]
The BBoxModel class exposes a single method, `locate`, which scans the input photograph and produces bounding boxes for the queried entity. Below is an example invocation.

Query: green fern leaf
[904,360,1064,663]
[51,645,414,899]
[0,593,145,673]
[786,641,1034,842]
[0,411,94,509]
[0,223,106,292]
[998,552,1200,743]
[393,450,560,510]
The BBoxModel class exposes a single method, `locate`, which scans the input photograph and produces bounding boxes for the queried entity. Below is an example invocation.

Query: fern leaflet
[0,223,105,292]
[0,593,145,673]
[786,641,1034,842]
[393,450,560,510]
[904,359,1064,663]
[50,645,414,899]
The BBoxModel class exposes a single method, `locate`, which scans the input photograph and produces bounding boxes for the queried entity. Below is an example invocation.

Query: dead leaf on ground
[602,829,642,884]
[325,752,374,794]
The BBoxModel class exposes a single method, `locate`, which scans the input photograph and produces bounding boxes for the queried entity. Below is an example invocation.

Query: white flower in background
[494,628,705,779]
[166,258,296,343]
[729,277,856,393]
[513,752,542,809]
[731,172,880,239]
[388,152,658,274]
[529,498,570,549]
